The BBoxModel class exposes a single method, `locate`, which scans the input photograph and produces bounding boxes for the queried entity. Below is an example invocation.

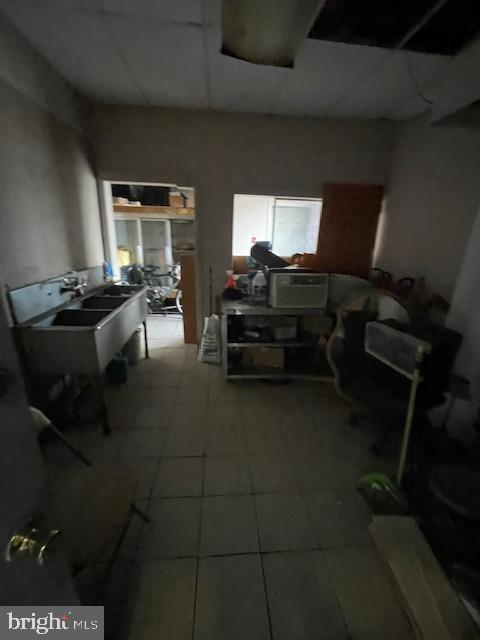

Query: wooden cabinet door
[315,183,384,277]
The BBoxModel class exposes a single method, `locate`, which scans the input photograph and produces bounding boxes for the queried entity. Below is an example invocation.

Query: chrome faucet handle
[5,525,62,565]
[73,279,88,296]
[60,273,83,294]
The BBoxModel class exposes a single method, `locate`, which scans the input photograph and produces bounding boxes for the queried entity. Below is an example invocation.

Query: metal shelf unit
[221,301,334,381]
[227,341,312,348]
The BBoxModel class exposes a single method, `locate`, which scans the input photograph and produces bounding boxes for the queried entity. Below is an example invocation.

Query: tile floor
[45,315,414,640]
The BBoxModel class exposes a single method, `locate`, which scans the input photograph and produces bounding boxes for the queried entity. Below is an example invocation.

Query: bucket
[123,327,142,365]
[106,353,128,384]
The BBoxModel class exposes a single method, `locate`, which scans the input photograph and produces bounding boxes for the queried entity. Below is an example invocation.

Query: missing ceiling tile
[308,0,480,56]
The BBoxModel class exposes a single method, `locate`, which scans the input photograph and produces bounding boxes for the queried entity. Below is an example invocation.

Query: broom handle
[396,347,423,486]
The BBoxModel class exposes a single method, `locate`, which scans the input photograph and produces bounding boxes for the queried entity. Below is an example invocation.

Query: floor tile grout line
[190,449,206,640]
[114,438,164,640]
[102,322,377,639]
[243,416,275,640]
[137,546,345,563]
[278,401,353,639]
[279,410,322,543]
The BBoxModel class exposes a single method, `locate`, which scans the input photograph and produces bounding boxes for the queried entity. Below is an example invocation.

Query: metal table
[221,300,334,381]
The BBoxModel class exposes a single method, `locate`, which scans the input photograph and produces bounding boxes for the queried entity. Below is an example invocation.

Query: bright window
[232,194,322,257]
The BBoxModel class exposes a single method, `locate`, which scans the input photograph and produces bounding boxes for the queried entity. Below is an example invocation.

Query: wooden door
[315,183,384,277]
[0,293,78,605]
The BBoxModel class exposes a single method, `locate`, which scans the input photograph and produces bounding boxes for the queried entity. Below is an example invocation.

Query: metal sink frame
[16,284,148,376]
[12,282,149,433]
[80,296,127,310]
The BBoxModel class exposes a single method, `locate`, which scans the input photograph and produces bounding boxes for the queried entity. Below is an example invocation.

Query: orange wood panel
[180,254,198,344]
[232,256,249,273]
[314,183,383,277]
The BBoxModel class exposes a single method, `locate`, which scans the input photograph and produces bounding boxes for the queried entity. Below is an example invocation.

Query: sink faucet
[60,275,87,297]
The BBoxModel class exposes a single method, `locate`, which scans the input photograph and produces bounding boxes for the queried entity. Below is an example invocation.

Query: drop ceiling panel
[333,51,450,119]
[3,0,204,21]
[0,0,471,120]
[12,0,94,9]
[93,0,203,23]
[273,40,389,116]
[1,2,142,102]
[206,27,287,113]
[105,16,208,108]
[393,54,454,119]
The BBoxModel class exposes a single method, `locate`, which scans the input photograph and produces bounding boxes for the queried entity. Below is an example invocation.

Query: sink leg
[143,321,149,359]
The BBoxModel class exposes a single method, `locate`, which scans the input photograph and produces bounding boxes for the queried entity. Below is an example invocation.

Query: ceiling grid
[1,0,478,120]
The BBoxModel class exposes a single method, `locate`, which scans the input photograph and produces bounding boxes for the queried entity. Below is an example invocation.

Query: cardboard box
[186,190,195,208]
[272,317,297,341]
[169,192,185,208]
[244,348,284,370]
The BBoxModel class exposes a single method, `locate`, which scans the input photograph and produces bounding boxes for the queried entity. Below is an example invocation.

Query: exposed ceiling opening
[309,0,480,56]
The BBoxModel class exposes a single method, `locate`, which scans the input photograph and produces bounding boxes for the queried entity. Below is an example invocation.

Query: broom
[357,341,427,514]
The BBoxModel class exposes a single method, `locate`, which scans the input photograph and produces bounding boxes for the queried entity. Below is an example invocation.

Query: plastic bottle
[252,270,267,305]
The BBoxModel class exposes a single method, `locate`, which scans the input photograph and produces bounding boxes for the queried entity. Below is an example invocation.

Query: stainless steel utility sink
[81,297,127,310]
[102,285,142,296]
[51,309,111,326]
[16,285,148,376]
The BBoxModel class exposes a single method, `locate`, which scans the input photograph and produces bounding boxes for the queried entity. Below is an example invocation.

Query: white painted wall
[0,14,104,288]
[89,105,393,320]
[447,206,480,403]
[0,14,82,132]
[374,118,480,301]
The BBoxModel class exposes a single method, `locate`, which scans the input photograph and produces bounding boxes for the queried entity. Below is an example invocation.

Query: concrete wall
[0,15,104,289]
[374,118,480,300]
[89,105,393,319]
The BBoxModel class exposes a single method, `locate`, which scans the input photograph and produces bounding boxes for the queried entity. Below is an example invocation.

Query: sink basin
[17,285,148,375]
[81,296,126,310]
[102,285,143,296]
[50,309,110,326]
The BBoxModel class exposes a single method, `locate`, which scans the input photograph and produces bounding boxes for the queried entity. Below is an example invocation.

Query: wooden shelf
[227,365,332,381]
[113,204,195,218]
[222,300,329,316]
